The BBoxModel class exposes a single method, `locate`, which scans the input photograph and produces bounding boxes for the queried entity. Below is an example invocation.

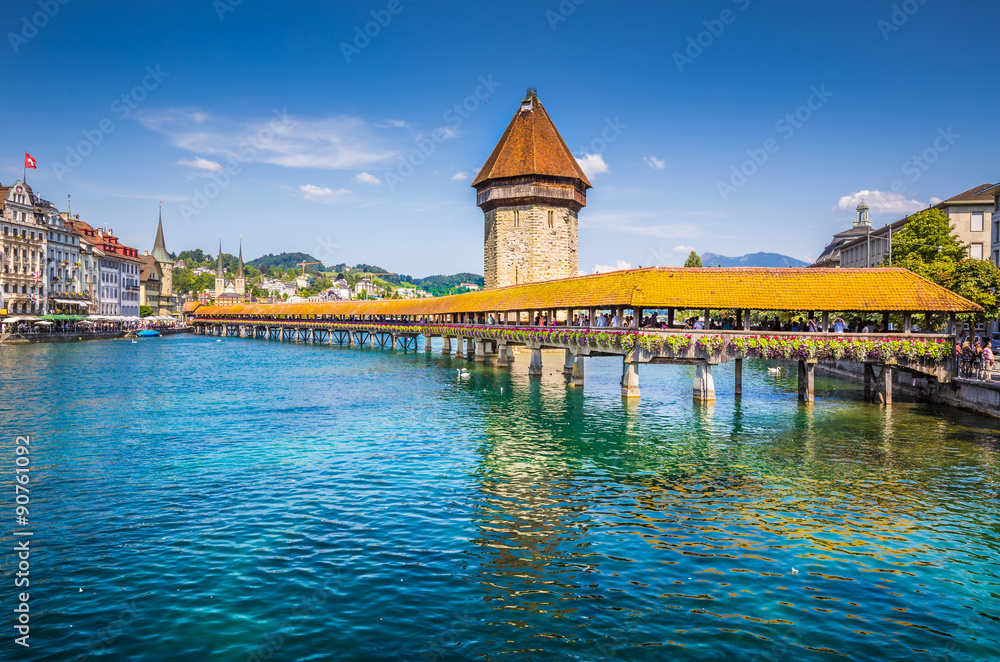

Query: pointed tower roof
[152,204,171,263]
[237,238,244,278]
[472,89,592,188]
[217,239,224,277]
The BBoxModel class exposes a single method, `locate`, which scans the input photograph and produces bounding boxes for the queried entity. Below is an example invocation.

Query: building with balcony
[0,181,48,316]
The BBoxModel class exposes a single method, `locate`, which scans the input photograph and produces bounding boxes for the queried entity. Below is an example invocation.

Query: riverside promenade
[190,267,982,405]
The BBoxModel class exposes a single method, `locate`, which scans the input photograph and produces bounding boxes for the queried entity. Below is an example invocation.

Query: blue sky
[2,0,997,276]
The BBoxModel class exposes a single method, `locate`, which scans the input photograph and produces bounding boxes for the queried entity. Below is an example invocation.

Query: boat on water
[136,330,161,338]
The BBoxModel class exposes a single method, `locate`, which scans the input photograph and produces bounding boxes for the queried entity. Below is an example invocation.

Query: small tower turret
[854,200,871,228]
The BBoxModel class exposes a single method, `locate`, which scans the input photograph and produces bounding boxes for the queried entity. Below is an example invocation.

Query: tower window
[548,210,554,228]
[513,211,520,228]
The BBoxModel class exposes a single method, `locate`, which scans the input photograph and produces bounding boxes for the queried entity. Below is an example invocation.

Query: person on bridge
[833,317,845,333]
[982,343,994,381]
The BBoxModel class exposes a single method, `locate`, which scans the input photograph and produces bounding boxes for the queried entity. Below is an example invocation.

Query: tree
[884,208,965,280]
[139,305,154,318]
[884,208,998,321]
[684,251,702,268]
[943,259,1000,322]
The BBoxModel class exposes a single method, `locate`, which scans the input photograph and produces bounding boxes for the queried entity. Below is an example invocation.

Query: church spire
[214,238,226,299]
[234,235,247,297]
[152,202,171,263]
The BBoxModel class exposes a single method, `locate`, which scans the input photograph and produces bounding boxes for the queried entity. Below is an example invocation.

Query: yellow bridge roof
[193,267,981,317]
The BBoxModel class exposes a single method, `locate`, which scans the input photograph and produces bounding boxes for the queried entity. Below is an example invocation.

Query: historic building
[813,184,996,268]
[214,240,226,299]
[234,239,246,296]
[140,207,176,315]
[473,89,591,289]
[811,201,872,268]
[41,196,88,314]
[64,215,103,313]
[0,181,48,315]
[837,184,994,269]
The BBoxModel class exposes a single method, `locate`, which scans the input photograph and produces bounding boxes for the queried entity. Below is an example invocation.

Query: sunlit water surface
[1,335,998,661]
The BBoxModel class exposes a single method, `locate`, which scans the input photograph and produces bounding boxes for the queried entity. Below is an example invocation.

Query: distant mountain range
[700,252,809,268]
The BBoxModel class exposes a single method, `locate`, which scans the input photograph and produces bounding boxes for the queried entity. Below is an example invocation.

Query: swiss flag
[24,153,36,169]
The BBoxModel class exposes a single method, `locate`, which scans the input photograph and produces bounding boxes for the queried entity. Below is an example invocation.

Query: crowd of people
[958,335,996,382]
[518,312,909,334]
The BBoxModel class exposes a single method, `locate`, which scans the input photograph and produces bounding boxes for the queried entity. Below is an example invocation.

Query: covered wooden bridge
[190,267,980,403]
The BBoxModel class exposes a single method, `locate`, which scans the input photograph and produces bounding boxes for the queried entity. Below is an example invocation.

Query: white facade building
[0,181,47,315]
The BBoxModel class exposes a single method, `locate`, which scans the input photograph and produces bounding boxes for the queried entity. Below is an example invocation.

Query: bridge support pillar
[442,337,452,354]
[570,355,585,387]
[798,360,815,402]
[455,337,465,358]
[467,338,476,357]
[693,362,715,401]
[622,359,640,399]
[474,339,487,362]
[425,335,432,352]
[528,348,543,375]
[734,358,743,397]
[492,344,510,368]
[563,349,575,375]
[348,332,355,346]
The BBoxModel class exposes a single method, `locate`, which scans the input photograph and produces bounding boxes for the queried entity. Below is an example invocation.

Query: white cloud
[673,245,695,253]
[299,184,351,201]
[644,155,665,170]
[929,196,943,205]
[590,260,633,274]
[139,107,400,171]
[450,171,470,181]
[835,190,926,215]
[376,119,407,128]
[576,153,609,177]
[177,157,224,172]
[353,172,381,185]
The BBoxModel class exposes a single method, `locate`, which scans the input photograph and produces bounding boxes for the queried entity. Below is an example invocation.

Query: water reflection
[464,354,1000,659]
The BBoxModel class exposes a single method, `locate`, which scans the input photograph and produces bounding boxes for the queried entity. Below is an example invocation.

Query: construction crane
[296,261,323,276]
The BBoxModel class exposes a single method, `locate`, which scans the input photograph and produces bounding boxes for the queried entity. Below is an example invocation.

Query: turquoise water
[1,334,998,661]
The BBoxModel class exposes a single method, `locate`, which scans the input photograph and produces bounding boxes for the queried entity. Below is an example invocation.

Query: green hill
[248,253,326,272]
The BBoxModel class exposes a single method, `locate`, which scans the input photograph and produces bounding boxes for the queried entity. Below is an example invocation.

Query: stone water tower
[473,89,592,289]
